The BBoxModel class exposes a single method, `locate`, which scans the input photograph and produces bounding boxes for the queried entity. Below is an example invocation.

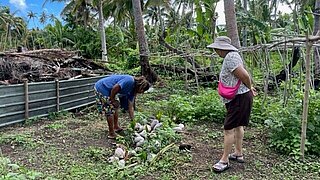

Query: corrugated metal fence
[0,75,107,127]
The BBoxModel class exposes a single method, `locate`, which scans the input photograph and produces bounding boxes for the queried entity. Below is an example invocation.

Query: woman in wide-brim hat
[207,36,257,172]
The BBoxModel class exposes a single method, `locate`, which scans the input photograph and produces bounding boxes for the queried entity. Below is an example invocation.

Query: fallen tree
[0,49,111,85]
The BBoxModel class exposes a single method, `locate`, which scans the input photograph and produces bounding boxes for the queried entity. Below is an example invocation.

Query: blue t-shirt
[94,75,135,101]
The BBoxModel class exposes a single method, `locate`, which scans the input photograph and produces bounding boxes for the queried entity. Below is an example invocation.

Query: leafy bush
[250,96,272,124]
[145,88,225,124]
[0,156,43,179]
[264,90,320,155]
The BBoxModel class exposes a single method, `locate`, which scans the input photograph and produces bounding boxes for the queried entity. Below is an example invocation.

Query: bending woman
[94,75,151,139]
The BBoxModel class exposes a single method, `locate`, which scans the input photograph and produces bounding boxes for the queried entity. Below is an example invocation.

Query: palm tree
[132,0,158,83]
[44,0,93,28]
[103,0,133,27]
[27,11,38,27]
[27,11,38,49]
[95,0,107,61]
[173,0,195,28]
[144,0,170,33]
[224,0,240,47]
[0,6,27,51]
[49,14,57,23]
[144,6,159,26]
[39,11,48,25]
[45,0,107,60]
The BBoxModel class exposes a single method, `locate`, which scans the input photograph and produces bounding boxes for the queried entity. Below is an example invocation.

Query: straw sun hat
[207,36,238,51]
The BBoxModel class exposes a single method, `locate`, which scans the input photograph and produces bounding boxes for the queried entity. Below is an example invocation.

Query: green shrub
[144,89,225,124]
[264,90,320,155]
[0,156,43,179]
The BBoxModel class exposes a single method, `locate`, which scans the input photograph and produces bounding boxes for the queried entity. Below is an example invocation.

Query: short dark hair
[134,76,151,92]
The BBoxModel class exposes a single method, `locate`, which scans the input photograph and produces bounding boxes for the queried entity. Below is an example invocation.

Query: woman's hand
[251,87,258,96]
[111,100,120,109]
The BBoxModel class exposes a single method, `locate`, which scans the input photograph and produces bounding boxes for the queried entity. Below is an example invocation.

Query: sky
[1,0,65,28]
[1,0,292,29]
[215,1,293,25]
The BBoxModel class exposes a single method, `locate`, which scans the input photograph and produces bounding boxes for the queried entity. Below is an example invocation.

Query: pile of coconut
[108,117,185,168]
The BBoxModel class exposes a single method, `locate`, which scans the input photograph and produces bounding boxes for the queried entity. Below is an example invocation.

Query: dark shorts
[224,91,253,130]
[94,89,115,116]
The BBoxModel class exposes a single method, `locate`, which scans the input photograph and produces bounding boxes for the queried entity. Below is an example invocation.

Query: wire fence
[0,75,107,127]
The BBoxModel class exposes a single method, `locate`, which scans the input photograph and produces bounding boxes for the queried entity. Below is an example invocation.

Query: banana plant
[193,0,218,41]
[44,19,72,48]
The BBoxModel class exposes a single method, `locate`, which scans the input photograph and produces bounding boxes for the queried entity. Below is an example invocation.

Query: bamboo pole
[23,79,29,120]
[300,36,312,160]
[185,60,188,90]
[262,48,270,108]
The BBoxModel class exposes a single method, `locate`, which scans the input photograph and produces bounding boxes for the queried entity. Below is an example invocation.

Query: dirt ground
[1,108,319,179]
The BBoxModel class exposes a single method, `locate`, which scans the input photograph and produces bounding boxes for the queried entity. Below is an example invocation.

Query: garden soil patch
[1,113,319,179]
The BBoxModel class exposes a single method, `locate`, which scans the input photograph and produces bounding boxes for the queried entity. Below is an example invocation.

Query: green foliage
[80,146,111,162]
[69,26,101,59]
[44,122,66,130]
[0,132,44,150]
[145,88,225,123]
[0,133,32,146]
[0,156,43,179]
[25,116,41,125]
[264,90,320,156]
[48,110,69,121]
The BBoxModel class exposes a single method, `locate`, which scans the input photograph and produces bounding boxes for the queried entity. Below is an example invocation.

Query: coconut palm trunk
[242,0,248,47]
[98,0,107,61]
[224,0,240,48]
[132,0,158,83]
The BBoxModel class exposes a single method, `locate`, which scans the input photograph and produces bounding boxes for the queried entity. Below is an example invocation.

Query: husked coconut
[149,132,157,138]
[108,156,119,163]
[135,123,142,131]
[178,123,185,129]
[151,119,159,129]
[118,159,125,168]
[139,130,147,138]
[145,125,152,132]
[138,125,144,132]
[114,147,125,159]
[135,147,143,152]
[173,126,183,132]
[134,136,144,143]
[136,139,144,147]
[152,123,162,131]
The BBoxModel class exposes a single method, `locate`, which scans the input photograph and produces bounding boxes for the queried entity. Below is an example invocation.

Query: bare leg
[107,114,116,138]
[234,126,244,155]
[220,129,235,162]
[113,109,122,131]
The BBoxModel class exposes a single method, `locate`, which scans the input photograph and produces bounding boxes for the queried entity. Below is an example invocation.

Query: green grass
[1,79,320,179]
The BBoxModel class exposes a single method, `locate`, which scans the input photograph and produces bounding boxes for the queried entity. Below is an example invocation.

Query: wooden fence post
[56,79,60,112]
[192,57,199,89]
[23,79,29,119]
